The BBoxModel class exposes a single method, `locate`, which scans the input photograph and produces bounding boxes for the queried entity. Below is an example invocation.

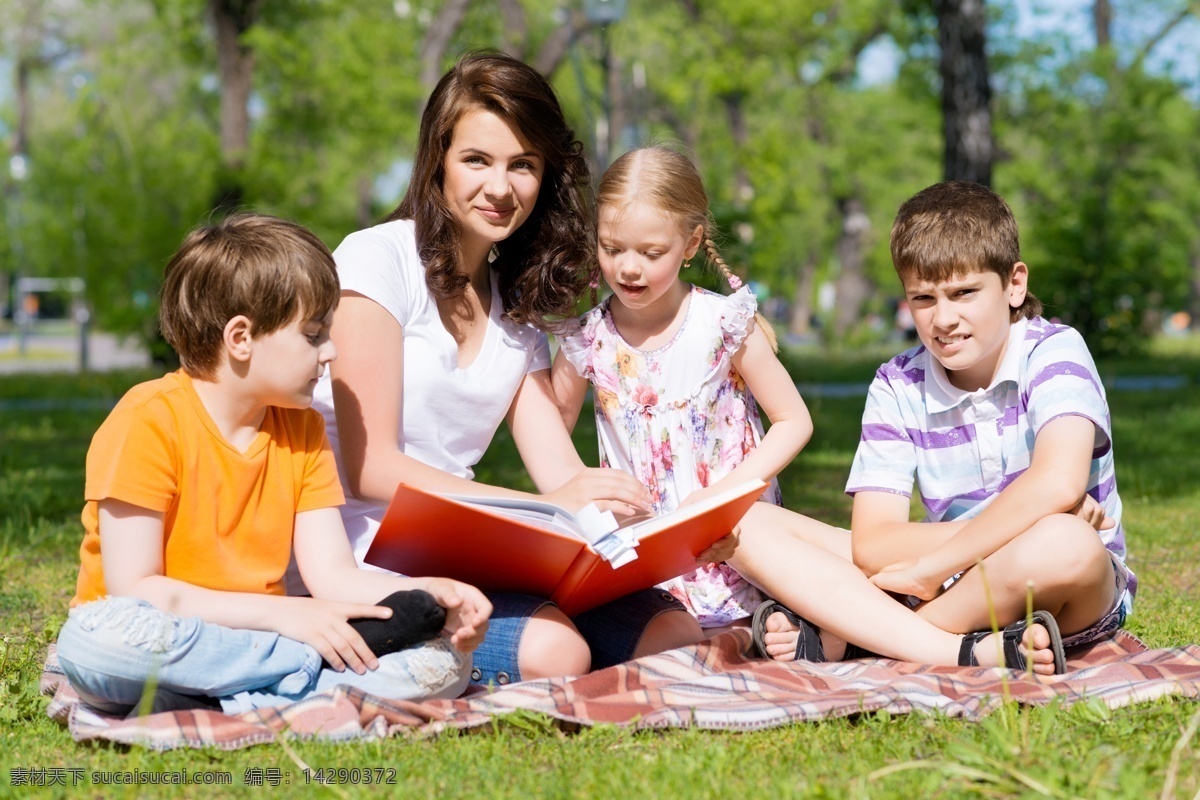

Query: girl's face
[597,202,702,317]
[443,108,544,253]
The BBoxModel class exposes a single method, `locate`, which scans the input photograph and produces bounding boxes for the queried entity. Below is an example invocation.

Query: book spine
[550,548,600,613]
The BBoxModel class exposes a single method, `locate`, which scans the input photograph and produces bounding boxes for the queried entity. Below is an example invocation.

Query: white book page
[440,494,619,545]
[442,494,576,520]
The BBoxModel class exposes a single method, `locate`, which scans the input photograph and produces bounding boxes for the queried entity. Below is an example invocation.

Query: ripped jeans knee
[62,596,183,654]
[55,597,318,713]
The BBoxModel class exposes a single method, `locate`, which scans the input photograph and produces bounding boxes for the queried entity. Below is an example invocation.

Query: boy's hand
[275,597,393,674]
[869,558,946,601]
[1070,495,1115,530]
[417,578,492,652]
[697,526,739,565]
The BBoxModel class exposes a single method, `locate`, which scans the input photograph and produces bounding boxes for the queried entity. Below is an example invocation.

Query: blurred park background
[1,0,1199,366]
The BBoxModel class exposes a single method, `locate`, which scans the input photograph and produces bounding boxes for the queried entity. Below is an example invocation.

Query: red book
[365,480,768,616]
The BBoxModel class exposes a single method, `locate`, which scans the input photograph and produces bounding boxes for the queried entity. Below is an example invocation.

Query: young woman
[311,54,705,687]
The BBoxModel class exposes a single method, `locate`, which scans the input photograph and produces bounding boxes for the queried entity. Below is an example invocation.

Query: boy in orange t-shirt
[56,214,490,714]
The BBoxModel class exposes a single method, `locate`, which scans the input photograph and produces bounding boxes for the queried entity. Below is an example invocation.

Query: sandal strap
[795,618,825,662]
[750,600,827,662]
[960,626,1031,669]
[1000,623,1030,670]
[958,630,990,666]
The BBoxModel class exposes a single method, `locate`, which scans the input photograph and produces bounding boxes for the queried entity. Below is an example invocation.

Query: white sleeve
[332,223,420,328]
[1025,326,1111,450]
[719,286,758,353]
[845,371,918,498]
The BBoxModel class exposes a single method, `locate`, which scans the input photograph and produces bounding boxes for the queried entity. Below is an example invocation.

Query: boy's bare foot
[759,609,848,662]
[967,622,1058,675]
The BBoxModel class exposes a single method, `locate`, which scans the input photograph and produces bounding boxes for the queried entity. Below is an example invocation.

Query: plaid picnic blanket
[42,630,1200,751]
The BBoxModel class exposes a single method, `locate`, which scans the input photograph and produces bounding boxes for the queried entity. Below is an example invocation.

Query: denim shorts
[469,588,685,686]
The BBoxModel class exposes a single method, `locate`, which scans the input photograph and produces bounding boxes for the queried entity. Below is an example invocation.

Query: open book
[365,479,768,617]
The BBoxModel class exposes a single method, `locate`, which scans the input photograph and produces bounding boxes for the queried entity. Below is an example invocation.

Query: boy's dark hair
[387,50,592,330]
[890,181,1042,321]
[159,213,339,379]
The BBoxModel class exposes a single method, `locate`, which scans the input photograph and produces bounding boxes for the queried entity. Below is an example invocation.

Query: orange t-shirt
[72,370,345,605]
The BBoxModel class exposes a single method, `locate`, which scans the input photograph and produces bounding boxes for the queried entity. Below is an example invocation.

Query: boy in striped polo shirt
[848,181,1133,661]
[737,181,1130,673]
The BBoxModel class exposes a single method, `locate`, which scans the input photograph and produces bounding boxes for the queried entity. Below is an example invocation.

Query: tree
[5,0,1196,359]
[1,0,79,319]
[933,0,993,185]
[210,0,262,213]
[1001,1,1200,354]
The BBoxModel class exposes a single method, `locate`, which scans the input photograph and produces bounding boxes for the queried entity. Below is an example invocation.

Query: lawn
[2,339,1200,799]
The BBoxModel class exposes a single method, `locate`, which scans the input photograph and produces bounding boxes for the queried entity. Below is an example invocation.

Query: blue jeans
[55,597,471,715]
[470,588,686,685]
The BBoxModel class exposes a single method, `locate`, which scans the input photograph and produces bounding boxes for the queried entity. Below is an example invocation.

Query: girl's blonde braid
[703,236,778,352]
[704,237,743,290]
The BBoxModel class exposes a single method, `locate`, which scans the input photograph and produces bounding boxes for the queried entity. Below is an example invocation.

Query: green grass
[3,341,1200,799]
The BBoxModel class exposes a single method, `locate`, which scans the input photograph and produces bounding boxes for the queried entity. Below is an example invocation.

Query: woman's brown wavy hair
[386,51,592,330]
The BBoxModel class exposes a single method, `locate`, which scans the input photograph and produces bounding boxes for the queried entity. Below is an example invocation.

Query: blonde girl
[551,146,814,632]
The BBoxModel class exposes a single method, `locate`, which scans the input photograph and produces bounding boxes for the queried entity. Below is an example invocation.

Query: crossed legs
[729,504,1113,674]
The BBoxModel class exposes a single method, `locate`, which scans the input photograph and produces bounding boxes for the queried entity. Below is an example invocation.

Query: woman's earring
[683,259,692,270]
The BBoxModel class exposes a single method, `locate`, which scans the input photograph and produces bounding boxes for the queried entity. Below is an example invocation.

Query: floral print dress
[558,285,781,627]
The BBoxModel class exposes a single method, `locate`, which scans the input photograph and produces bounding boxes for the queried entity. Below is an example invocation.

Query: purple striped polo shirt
[846,317,1134,599]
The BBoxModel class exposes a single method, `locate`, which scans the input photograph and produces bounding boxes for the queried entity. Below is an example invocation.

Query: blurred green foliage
[2,0,1198,356]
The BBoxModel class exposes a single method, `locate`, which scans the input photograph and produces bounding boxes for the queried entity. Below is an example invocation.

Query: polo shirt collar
[925,317,1029,413]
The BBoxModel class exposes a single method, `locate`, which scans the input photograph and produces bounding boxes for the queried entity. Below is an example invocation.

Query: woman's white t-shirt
[311,219,551,567]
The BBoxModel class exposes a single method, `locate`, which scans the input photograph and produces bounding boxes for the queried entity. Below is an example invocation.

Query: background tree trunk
[210,0,261,214]
[722,92,753,209]
[1094,0,1112,47]
[532,10,595,76]
[1189,246,1200,332]
[788,250,819,338]
[934,0,993,185]
[831,197,872,338]
[419,0,472,101]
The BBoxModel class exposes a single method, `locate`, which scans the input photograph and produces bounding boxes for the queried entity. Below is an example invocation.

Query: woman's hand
[544,468,652,521]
